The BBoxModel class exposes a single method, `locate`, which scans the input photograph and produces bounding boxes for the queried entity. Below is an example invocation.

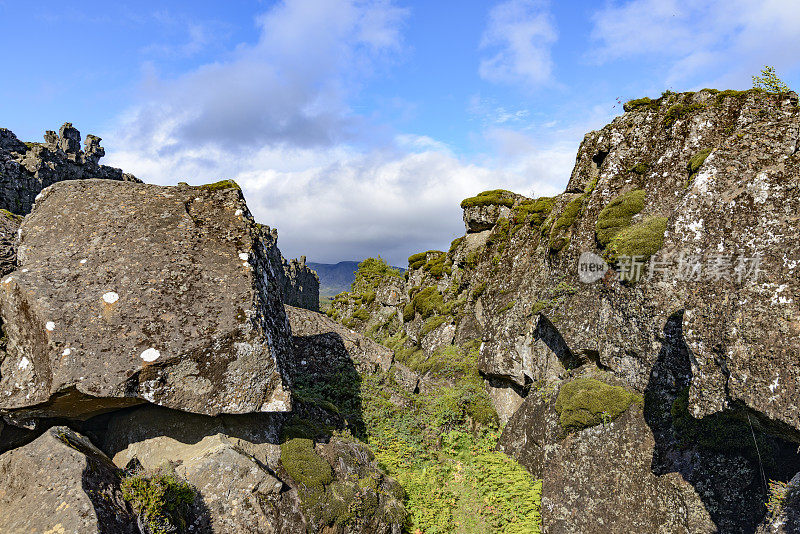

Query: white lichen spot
[45,321,55,332]
[687,219,704,240]
[79,259,87,265]
[140,348,160,362]
[21,268,28,273]
[769,375,780,393]
[2,276,12,284]
[235,209,243,216]
[16,229,22,239]
[62,348,71,357]
[301,360,307,366]
[238,252,249,261]
[102,291,119,304]
[18,357,30,370]
[34,192,43,202]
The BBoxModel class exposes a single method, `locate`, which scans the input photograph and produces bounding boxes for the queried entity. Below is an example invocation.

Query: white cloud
[104,0,580,265]
[479,0,558,86]
[590,0,800,86]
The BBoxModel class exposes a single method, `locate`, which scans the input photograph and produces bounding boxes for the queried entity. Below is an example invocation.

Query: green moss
[0,209,22,220]
[197,179,241,192]
[498,300,515,313]
[121,468,195,534]
[606,215,668,261]
[555,378,638,431]
[351,308,369,322]
[548,194,586,253]
[471,282,486,301]
[512,197,555,227]
[281,438,334,491]
[421,315,448,336]
[628,162,650,175]
[595,189,646,247]
[687,147,713,181]
[405,286,446,320]
[281,417,331,441]
[584,177,599,195]
[422,251,451,278]
[460,189,516,209]
[663,102,706,128]
[623,97,659,112]
[449,236,464,255]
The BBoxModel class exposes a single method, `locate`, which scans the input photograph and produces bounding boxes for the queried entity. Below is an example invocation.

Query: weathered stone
[0,209,21,277]
[0,426,137,533]
[0,123,139,216]
[0,179,293,420]
[261,225,320,311]
[757,472,800,533]
[286,304,393,374]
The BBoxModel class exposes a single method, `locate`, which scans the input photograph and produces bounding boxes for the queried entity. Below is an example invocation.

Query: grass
[196,179,240,192]
[460,189,516,209]
[595,189,646,247]
[121,467,195,534]
[554,378,639,432]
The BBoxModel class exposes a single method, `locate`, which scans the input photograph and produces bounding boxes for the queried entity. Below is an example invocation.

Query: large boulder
[0,179,293,421]
[0,426,137,533]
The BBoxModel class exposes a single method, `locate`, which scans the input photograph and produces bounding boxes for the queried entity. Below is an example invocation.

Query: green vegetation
[687,148,713,182]
[663,102,706,128]
[421,315,449,337]
[595,189,646,247]
[628,162,649,175]
[460,189,516,209]
[197,179,241,192]
[606,216,668,261]
[353,257,403,288]
[548,194,586,253]
[623,97,659,112]
[766,480,790,518]
[753,65,791,93]
[121,467,195,534]
[512,197,555,228]
[449,237,465,255]
[406,286,447,319]
[408,252,429,270]
[0,209,22,220]
[351,308,370,322]
[554,377,639,432]
[471,282,487,301]
[423,252,452,278]
[281,438,334,491]
[360,343,540,533]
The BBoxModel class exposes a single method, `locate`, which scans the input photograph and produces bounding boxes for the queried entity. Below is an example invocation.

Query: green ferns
[606,216,668,261]
[121,468,196,534]
[555,378,639,432]
[460,189,516,209]
[595,189,646,246]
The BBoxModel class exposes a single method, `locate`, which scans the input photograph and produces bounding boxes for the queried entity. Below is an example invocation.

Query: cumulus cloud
[590,0,800,86]
[479,0,557,86]
[105,0,580,266]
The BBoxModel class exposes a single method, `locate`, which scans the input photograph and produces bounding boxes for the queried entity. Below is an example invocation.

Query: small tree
[752,66,791,93]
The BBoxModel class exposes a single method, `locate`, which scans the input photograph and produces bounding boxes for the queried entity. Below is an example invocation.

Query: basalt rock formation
[0,126,399,533]
[329,88,800,532]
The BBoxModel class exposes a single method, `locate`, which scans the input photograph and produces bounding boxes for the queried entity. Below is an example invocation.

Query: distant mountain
[309,261,404,297]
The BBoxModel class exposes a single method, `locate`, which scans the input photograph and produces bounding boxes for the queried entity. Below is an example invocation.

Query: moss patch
[281,438,334,491]
[512,197,555,228]
[196,179,241,192]
[595,189,646,247]
[687,147,713,181]
[555,378,638,431]
[623,97,659,112]
[663,102,706,128]
[421,315,448,337]
[548,194,586,253]
[607,216,668,261]
[460,189,515,209]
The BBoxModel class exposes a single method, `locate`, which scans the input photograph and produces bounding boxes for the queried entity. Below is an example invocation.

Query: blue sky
[2,0,799,265]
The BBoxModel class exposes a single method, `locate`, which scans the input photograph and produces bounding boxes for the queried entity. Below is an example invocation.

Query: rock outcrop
[0,179,293,421]
[261,225,321,311]
[0,123,139,216]
[329,88,800,532]
[0,426,138,533]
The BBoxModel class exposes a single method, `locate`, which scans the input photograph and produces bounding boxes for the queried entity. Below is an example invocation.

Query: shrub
[595,189,646,247]
[555,378,638,431]
[607,216,668,261]
[752,65,791,93]
[460,189,515,209]
[121,467,195,534]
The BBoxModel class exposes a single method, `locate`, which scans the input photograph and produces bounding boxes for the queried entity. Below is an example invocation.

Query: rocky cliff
[329,88,800,532]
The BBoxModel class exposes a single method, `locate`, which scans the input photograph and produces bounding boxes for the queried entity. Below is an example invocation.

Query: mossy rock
[687,147,713,179]
[460,189,516,209]
[512,196,555,227]
[628,162,650,175]
[548,194,586,253]
[663,102,706,128]
[280,438,334,491]
[121,467,195,534]
[555,378,638,431]
[595,189,646,247]
[623,97,659,112]
[197,179,241,192]
[606,215,668,261]
[421,315,448,337]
